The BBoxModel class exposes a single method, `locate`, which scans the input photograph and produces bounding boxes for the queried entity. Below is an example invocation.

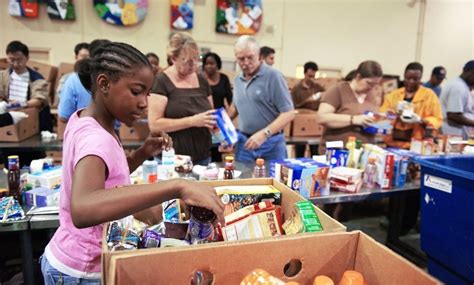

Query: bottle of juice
[223,156,234,180]
[7,155,21,203]
[253,158,266,178]
[346,136,356,168]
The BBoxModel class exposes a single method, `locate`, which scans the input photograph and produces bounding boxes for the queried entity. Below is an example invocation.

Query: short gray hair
[234,35,259,52]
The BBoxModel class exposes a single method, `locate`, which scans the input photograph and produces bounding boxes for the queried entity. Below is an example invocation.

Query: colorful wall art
[94,0,149,26]
[47,0,76,21]
[216,0,263,35]
[8,0,39,18]
[171,0,194,30]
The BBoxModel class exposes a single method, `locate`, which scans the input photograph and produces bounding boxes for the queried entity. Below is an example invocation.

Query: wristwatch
[263,128,272,138]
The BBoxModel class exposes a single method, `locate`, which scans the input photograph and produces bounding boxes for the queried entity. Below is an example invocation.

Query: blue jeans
[41,255,100,285]
[235,132,287,163]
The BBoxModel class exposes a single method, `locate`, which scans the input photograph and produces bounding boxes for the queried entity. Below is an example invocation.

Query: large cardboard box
[106,230,440,285]
[101,178,346,283]
[119,120,150,141]
[0,108,39,141]
[292,109,323,137]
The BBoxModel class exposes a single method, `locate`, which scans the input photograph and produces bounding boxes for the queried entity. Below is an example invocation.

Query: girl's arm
[148,94,216,133]
[70,155,224,228]
[126,132,172,172]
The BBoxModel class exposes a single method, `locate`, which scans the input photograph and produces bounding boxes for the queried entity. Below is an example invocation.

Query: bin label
[424,175,452,194]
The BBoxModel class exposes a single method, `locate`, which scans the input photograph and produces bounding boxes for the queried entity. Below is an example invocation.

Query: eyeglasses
[178,57,199,66]
[236,55,256,63]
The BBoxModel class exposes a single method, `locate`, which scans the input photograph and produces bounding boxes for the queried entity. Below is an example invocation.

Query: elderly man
[229,36,294,163]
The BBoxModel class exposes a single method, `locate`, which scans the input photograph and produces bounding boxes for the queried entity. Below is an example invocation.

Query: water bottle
[161,148,176,180]
[363,157,377,189]
[253,158,266,178]
[142,159,158,183]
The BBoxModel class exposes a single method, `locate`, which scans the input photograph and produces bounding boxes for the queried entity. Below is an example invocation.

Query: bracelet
[350,115,354,126]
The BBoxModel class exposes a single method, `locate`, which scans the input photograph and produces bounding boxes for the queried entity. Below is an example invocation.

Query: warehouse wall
[0,0,472,81]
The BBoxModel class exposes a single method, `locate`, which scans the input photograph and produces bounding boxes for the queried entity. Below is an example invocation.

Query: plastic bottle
[142,159,158,183]
[186,206,216,244]
[346,136,356,167]
[223,156,234,180]
[7,155,21,203]
[161,148,176,180]
[253,158,266,178]
[363,157,377,189]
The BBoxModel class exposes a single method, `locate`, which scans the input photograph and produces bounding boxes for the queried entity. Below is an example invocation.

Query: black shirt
[210,73,233,109]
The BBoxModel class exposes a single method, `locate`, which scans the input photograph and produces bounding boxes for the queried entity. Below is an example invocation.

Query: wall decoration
[216,0,263,35]
[47,0,76,21]
[93,0,149,26]
[170,0,194,30]
[8,0,39,18]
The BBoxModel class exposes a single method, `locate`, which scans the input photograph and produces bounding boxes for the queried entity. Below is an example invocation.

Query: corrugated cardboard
[119,121,149,141]
[292,109,323,137]
[107,231,440,285]
[0,108,39,141]
[101,178,346,283]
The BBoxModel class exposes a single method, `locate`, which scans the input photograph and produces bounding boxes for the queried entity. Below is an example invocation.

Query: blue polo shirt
[233,63,294,134]
[58,72,91,120]
[423,81,442,97]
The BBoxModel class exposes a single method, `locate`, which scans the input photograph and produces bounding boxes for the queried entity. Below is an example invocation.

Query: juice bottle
[223,156,234,180]
[253,158,266,178]
[7,156,21,203]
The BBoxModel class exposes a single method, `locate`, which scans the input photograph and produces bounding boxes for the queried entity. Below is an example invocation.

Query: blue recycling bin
[416,155,474,284]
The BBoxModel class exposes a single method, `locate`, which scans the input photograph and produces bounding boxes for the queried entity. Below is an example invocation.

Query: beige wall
[0,0,472,82]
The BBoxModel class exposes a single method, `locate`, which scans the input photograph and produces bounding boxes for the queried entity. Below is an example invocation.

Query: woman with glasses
[148,33,215,166]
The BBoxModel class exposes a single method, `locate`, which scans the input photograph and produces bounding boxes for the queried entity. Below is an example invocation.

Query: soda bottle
[223,156,234,180]
[364,157,377,189]
[8,156,21,203]
[186,206,216,244]
[253,158,266,178]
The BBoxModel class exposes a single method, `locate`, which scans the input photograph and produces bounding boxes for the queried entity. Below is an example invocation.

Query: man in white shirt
[440,60,474,139]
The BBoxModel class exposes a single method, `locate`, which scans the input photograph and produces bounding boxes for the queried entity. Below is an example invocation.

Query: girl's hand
[191,110,217,129]
[140,132,173,157]
[178,180,225,225]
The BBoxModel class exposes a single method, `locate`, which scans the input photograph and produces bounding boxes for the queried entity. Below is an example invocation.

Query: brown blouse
[151,73,212,162]
[320,81,378,149]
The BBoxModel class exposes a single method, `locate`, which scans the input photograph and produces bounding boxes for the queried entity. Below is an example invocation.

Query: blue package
[363,111,395,135]
[24,187,60,207]
[392,156,408,187]
[326,149,349,168]
[215,108,238,146]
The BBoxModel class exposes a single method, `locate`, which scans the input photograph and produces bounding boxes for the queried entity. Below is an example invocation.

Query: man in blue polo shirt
[230,36,295,163]
[423,66,446,97]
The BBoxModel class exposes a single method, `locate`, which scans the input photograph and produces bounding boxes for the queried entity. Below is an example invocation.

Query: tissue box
[215,108,238,145]
[24,187,60,207]
[27,166,62,189]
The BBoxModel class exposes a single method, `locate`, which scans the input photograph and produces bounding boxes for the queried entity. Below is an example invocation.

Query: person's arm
[148,94,216,133]
[318,102,372,129]
[447,112,474,127]
[70,156,224,228]
[28,79,49,108]
[126,132,172,172]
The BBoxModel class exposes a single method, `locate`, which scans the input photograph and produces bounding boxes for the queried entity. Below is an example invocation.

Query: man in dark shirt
[423,66,446,97]
[291,61,325,110]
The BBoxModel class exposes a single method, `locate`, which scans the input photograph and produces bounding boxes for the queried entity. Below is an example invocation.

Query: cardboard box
[0,108,39,141]
[292,109,323,137]
[119,120,149,141]
[106,231,440,285]
[101,178,346,283]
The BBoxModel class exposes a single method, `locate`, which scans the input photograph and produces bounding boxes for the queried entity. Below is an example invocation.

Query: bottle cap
[256,158,265,166]
[368,157,376,164]
[225,156,234,162]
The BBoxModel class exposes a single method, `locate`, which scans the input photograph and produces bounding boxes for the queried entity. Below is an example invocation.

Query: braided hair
[76,42,151,96]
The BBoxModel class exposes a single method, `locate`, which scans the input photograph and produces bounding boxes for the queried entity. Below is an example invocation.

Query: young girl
[41,42,224,284]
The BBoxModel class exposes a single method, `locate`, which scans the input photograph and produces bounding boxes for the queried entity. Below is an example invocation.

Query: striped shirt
[9,71,29,103]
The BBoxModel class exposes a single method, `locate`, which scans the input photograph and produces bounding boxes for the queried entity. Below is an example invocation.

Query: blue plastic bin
[416,155,474,284]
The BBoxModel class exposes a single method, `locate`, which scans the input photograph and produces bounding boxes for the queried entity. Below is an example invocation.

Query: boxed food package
[101,178,346,284]
[0,108,39,142]
[105,231,440,285]
[215,185,281,216]
[24,187,60,207]
[119,119,149,141]
[362,112,395,135]
[329,167,364,193]
[360,144,394,189]
[280,161,330,198]
[27,166,62,189]
[213,107,238,145]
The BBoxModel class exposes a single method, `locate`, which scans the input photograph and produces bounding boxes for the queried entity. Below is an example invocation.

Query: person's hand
[178,180,225,225]
[139,131,173,157]
[0,102,8,114]
[7,101,27,110]
[352,114,374,127]
[191,110,217,129]
[218,142,234,153]
[311,92,322,101]
[400,113,421,124]
[10,111,28,124]
[244,131,266,150]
